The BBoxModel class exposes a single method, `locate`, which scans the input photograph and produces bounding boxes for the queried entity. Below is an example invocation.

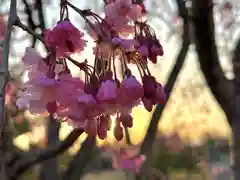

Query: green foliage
[152,146,200,173]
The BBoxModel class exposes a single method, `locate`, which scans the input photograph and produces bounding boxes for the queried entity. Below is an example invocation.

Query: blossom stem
[14,18,87,71]
[65,1,101,38]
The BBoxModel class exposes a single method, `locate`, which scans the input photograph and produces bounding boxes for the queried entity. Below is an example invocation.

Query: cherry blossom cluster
[16,0,165,141]
[102,144,145,173]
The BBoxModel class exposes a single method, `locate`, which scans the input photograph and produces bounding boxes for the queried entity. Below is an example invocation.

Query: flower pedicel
[16,0,165,141]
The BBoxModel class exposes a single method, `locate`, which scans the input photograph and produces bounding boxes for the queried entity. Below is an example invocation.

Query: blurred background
[1,0,240,179]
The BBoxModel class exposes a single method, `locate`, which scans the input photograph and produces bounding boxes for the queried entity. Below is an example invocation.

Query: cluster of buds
[16,0,165,141]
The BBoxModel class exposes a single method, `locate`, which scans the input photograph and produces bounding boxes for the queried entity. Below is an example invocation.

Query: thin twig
[14,18,44,43]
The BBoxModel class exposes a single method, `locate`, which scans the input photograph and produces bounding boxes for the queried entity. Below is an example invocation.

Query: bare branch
[10,128,84,179]
[14,18,44,43]
[39,115,61,180]
[61,136,97,180]
[0,0,18,179]
[21,0,38,47]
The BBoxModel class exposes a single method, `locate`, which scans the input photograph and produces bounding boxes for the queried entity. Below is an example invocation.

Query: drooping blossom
[112,37,139,52]
[103,145,146,173]
[135,22,164,64]
[44,20,87,58]
[16,1,165,141]
[16,48,59,114]
[104,0,143,33]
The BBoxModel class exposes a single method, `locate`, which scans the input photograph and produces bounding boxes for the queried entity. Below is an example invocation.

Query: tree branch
[61,136,97,180]
[0,0,17,136]
[232,37,240,179]
[14,18,44,43]
[22,0,38,47]
[10,129,84,179]
[192,0,233,126]
[35,0,46,30]
[39,115,61,180]
[0,0,17,179]
[139,0,190,178]
[124,127,132,145]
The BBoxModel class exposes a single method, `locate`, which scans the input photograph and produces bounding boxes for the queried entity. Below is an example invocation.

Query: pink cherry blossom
[104,0,143,33]
[58,103,87,128]
[104,145,146,173]
[135,22,164,63]
[16,1,165,141]
[97,80,118,104]
[44,20,87,58]
[117,75,143,105]
[138,45,149,57]
[104,0,142,21]
[56,73,85,104]
[21,47,43,67]
[17,49,59,114]
[112,37,139,52]
[17,77,58,114]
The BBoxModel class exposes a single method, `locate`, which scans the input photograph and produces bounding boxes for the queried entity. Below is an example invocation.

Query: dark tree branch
[35,0,46,30]
[124,127,132,145]
[192,0,233,126]
[61,136,97,180]
[10,129,84,179]
[139,0,190,178]
[39,115,61,180]
[22,0,38,47]
[232,37,240,179]
[233,39,240,73]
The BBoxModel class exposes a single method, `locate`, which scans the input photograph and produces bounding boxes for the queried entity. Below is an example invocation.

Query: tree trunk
[39,115,60,180]
[232,101,240,180]
[232,37,240,180]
